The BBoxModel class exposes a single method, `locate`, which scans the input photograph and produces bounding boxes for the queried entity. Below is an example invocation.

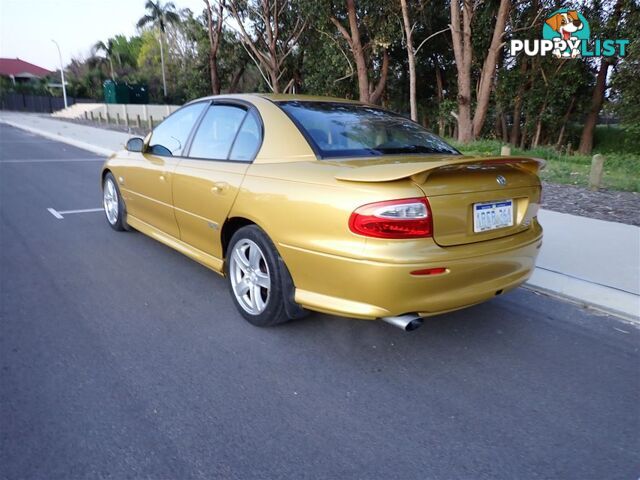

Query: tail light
[349,197,433,239]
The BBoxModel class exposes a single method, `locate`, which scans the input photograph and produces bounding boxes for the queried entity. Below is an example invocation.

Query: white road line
[0,158,104,164]
[47,207,103,219]
[0,141,62,144]
[58,208,103,215]
[47,208,64,219]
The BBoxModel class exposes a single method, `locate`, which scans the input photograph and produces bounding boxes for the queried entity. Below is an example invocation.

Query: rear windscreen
[278,101,460,159]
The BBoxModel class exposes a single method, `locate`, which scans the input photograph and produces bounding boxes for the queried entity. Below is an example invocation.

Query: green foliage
[307,0,400,98]
[111,34,143,69]
[135,30,163,99]
[0,76,52,96]
[593,124,640,154]
[137,0,180,32]
[610,2,640,133]
[217,30,258,93]
[47,0,639,192]
[298,27,357,98]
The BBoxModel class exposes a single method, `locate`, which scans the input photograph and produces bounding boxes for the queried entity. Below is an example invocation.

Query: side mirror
[126,137,144,152]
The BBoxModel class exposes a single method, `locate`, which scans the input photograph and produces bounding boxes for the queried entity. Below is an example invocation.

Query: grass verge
[448,138,640,192]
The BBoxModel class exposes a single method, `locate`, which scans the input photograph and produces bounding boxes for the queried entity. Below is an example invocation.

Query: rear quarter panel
[228,161,427,302]
[230,162,425,258]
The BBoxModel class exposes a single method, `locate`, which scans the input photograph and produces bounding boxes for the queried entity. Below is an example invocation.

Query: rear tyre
[103,172,126,231]
[226,226,292,327]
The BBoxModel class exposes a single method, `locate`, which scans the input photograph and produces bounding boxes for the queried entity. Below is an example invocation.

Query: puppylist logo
[510,9,628,59]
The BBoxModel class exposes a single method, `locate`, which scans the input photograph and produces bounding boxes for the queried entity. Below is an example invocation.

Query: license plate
[473,200,513,233]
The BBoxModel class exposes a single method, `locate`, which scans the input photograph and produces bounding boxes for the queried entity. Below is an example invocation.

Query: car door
[121,101,207,238]
[172,103,262,259]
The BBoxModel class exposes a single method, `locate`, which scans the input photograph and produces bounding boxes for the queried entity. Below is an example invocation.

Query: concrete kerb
[526,268,640,325]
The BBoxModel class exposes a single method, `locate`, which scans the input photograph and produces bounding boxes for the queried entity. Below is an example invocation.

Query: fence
[96,103,180,121]
[79,104,181,130]
[0,93,93,113]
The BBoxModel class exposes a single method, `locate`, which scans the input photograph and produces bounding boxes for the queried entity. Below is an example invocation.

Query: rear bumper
[282,222,543,320]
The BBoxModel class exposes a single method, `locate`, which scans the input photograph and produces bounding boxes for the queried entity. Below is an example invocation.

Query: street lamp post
[51,39,68,109]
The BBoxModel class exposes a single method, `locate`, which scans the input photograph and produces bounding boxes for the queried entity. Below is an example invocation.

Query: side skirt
[126,215,224,275]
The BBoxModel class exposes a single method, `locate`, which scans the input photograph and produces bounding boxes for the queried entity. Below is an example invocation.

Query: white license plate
[473,200,514,233]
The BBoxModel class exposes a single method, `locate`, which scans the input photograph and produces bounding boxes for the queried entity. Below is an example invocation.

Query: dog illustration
[545,10,584,58]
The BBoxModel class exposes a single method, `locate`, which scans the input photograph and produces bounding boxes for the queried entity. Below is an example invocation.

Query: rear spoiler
[334,156,545,183]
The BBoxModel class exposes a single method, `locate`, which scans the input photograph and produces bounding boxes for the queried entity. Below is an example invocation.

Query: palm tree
[92,39,116,80]
[137,0,180,98]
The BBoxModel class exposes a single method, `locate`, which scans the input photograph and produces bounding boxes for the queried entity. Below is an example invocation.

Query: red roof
[0,58,53,78]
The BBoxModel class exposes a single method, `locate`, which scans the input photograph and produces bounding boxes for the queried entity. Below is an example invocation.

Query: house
[0,58,53,84]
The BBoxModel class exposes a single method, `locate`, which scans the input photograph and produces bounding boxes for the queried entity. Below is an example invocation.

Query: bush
[593,125,640,154]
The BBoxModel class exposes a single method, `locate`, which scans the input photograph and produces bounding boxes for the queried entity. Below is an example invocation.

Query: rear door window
[229,111,262,161]
[188,105,247,160]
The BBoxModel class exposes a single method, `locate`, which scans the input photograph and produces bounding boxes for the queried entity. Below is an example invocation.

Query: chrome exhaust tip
[380,313,424,332]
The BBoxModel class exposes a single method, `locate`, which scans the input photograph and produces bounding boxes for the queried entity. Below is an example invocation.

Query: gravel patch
[542,182,640,226]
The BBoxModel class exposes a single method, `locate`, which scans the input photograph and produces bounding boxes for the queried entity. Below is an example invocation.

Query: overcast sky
[0,0,207,71]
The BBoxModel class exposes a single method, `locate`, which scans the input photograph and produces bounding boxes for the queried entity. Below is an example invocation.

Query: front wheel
[103,172,127,231]
[226,226,292,327]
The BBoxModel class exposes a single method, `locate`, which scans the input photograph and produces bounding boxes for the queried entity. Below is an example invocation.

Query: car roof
[257,93,362,104]
[186,93,363,106]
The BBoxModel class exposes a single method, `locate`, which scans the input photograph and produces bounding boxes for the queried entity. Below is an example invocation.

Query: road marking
[59,207,103,215]
[48,207,102,219]
[0,158,103,164]
[0,139,64,144]
[47,208,64,219]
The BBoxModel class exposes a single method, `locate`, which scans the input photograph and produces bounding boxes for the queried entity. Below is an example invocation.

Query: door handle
[211,182,229,194]
[159,174,166,182]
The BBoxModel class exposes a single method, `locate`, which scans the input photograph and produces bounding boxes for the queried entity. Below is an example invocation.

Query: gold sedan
[102,94,543,331]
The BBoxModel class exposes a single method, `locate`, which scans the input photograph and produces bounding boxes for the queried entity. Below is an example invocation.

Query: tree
[289,21,356,98]
[204,0,225,94]
[508,57,529,146]
[449,0,473,141]
[578,59,612,154]
[217,29,255,93]
[399,0,450,121]
[578,0,625,155]
[65,55,108,99]
[471,0,510,138]
[137,0,180,98]
[91,35,141,82]
[110,34,144,71]
[329,0,391,104]
[226,0,307,93]
[449,0,510,142]
[92,40,116,80]
[54,0,639,162]
[400,0,418,120]
[611,6,640,137]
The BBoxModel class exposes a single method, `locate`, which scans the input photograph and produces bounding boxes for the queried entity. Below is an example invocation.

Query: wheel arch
[221,215,307,320]
[220,217,257,259]
[101,168,111,187]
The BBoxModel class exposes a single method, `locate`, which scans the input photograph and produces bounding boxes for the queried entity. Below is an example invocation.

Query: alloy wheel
[229,239,271,315]
[103,178,119,225]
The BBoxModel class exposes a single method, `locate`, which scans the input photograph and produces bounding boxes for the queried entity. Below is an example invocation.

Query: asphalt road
[1,123,638,480]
